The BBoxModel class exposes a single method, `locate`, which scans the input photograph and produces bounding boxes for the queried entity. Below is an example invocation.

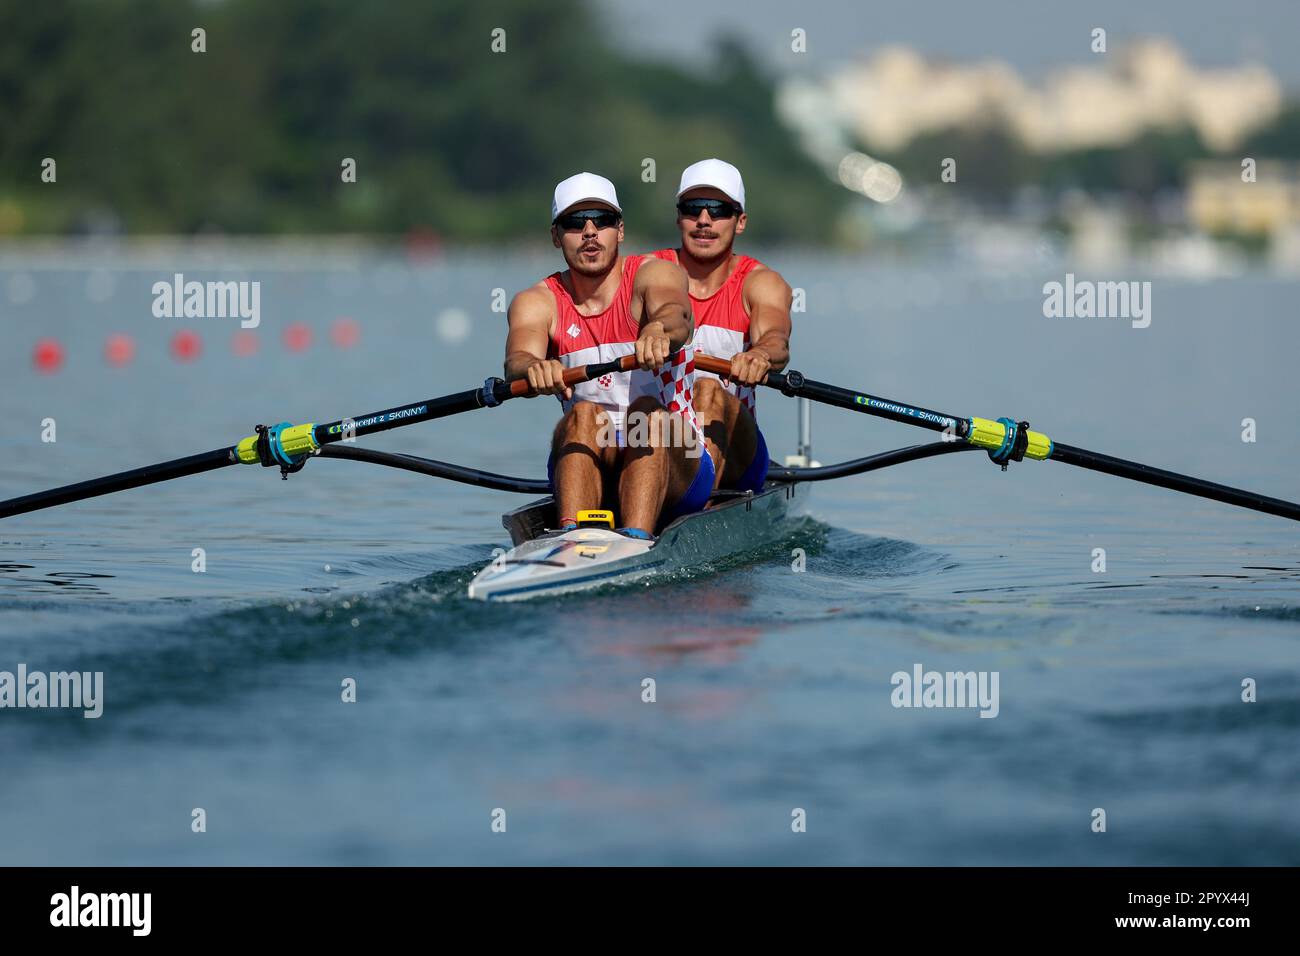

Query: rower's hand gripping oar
[694,354,1300,523]
[0,356,639,520]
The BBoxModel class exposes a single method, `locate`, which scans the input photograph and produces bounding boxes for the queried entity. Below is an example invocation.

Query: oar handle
[694,353,789,391]
[505,354,640,397]
[693,354,739,379]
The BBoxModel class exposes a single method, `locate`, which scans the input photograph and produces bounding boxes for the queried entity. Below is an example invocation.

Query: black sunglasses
[677,198,741,220]
[554,208,622,231]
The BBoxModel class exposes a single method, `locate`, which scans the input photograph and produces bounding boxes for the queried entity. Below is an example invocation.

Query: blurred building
[778,39,1283,161]
[1187,161,1300,235]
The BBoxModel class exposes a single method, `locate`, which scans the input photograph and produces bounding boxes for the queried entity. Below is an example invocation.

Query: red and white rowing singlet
[545,255,701,444]
[651,249,761,417]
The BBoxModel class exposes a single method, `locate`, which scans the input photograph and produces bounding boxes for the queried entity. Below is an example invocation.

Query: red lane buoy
[282,322,312,353]
[330,317,360,349]
[104,333,136,368]
[170,329,202,362]
[33,338,65,374]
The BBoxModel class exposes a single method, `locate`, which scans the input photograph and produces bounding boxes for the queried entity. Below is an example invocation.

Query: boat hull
[466,481,803,602]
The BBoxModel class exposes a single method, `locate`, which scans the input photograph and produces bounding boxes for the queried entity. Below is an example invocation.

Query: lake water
[1,241,1297,864]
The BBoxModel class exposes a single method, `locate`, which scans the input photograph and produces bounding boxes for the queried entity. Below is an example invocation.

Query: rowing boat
[4,353,1300,603]
[466,481,803,601]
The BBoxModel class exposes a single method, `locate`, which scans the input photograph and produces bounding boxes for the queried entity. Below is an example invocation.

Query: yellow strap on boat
[576,509,615,529]
[966,417,1053,461]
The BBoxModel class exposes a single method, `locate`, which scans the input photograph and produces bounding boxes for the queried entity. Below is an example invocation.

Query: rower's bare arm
[504,286,569,397]
[633,258,693,368]
[731,268,792,384]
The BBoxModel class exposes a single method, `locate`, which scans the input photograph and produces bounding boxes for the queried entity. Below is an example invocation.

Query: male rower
[505,172,713,537]
[652,159,792,491]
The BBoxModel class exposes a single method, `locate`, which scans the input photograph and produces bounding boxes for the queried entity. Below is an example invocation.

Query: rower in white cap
[503,172,715,537]
[652,159,793,492]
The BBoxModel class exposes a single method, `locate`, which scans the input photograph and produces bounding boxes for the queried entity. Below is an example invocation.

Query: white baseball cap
[551,172,621,221]
[676,158,745,210]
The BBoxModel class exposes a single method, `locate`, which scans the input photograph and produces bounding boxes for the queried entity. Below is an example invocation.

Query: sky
[596,0,1300,88]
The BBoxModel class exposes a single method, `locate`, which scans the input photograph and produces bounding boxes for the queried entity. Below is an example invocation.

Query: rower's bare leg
[616,396,701,534]
[693,377,758,490]
[551,401,618,526]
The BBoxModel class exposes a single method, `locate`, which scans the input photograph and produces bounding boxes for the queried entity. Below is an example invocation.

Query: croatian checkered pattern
[657,342,702,442]
[650,249,763,421]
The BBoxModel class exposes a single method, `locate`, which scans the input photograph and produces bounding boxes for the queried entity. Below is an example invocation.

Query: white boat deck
[466,481,804,601]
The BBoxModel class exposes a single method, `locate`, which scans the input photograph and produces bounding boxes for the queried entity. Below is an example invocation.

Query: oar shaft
[774,370,965,435]
[307,355,632,447]
[0,448,235,519]
[311,386,503,447]
[695,353,1300,524]
[693,355,967,436]
[0,355,638,520]
[1050,443,1300,522]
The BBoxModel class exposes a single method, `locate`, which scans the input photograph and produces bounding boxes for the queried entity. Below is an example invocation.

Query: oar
[695,354,1300,523]
[0,357,636,520]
